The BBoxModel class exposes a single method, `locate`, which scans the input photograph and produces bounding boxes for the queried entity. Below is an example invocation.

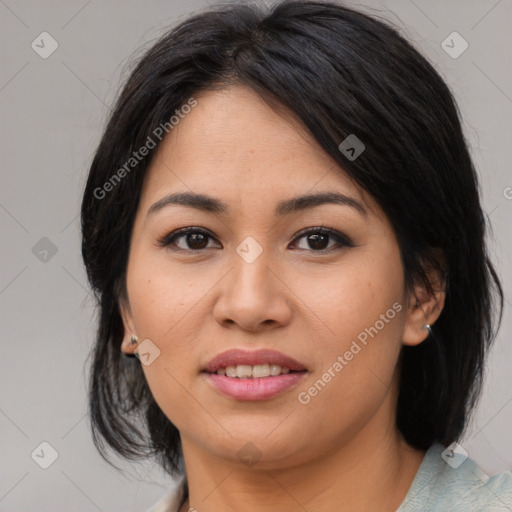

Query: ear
[402,252,446,347]
[119,296,138,355]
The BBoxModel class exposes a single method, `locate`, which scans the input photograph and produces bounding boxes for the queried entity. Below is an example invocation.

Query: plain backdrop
[1,0,511,510]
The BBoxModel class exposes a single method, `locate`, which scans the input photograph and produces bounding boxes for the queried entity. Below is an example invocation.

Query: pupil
[309,233,328,250]
[188,233,207,249]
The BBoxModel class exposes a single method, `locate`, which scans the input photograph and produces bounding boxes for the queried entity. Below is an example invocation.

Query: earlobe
[121,335,140,357]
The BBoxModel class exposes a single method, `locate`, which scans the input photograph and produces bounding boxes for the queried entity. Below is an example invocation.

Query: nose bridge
[213,233,292,330]
[231,233,273,301]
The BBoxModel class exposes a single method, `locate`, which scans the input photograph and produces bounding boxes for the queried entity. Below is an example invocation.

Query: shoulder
[397,443,512,512]
[145,475,187,512]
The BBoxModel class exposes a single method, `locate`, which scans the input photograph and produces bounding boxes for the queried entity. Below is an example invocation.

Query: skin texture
[119,85,445,512]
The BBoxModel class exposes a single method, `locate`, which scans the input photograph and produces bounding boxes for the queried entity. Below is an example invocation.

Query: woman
[80,1,511,511]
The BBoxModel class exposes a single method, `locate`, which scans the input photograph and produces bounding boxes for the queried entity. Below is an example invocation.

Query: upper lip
[203,349,307,373]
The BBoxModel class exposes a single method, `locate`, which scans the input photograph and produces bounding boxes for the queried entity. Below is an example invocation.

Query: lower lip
[204,372,308,401]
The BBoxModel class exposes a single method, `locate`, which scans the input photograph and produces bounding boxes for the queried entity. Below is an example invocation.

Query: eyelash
[156,226,354,253]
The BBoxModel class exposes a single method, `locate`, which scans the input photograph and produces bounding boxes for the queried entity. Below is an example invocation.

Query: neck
[178,410,425,512]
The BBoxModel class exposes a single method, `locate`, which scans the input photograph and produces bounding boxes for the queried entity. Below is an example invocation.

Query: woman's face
[120,85,422,468]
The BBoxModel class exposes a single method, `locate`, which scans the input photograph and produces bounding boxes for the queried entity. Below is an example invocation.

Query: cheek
[125,251,211,408]
[126,246,212,342]
[303,247,405,346]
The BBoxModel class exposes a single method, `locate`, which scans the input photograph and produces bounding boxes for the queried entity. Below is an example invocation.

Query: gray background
[1,0,511,510]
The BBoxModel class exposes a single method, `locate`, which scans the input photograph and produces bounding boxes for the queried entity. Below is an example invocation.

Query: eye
[290,226,354,252]
[157,227,220,251]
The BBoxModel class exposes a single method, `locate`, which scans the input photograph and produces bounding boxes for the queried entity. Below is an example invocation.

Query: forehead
[139,85,370,214]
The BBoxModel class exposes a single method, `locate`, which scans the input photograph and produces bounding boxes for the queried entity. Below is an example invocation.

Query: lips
[202,348,307,374]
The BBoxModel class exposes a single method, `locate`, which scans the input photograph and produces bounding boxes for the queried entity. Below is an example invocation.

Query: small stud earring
[423,324,431,333]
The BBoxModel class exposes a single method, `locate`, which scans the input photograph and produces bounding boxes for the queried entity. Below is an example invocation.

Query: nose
[212,244,293,333]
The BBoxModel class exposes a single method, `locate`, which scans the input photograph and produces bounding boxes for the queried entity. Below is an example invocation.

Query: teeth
[216,364,294,378]
[253,364,270,378]
[226,366,237,377]
[236,364,252,378]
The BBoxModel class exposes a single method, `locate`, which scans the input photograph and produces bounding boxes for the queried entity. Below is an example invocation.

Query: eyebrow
[146,191,367,219]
